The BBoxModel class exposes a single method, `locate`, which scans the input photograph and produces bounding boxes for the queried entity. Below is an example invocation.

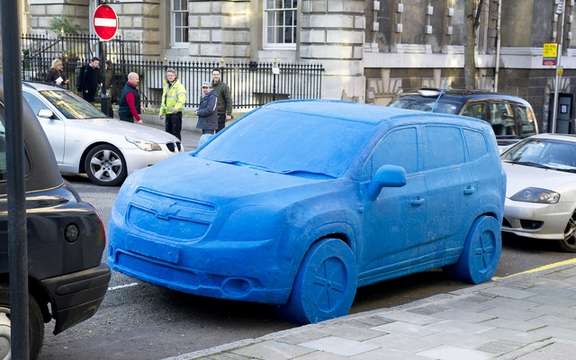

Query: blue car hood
[132,153,331,202]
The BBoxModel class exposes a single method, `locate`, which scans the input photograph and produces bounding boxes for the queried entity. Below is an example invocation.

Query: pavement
[165,261,576,360]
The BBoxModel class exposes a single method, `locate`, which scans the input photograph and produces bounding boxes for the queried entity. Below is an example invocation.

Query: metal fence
[120,60,325,109]
[21,34,325,109]
[21,33,142,89]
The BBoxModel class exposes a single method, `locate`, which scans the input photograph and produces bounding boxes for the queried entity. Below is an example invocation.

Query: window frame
[263,0,298,50]
[422,124,467,171]
[170,0,189,47]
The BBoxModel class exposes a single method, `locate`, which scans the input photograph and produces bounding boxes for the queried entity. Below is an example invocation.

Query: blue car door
[359,126,428,285]
[420,124,466,262]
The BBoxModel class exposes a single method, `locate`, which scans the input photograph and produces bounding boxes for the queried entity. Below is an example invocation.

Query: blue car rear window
[195,108,377,178]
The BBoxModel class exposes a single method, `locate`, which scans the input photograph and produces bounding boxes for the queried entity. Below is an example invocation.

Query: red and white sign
[93,4,118,42]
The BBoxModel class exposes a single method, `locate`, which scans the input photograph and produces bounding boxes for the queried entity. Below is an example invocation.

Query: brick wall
[28,0,89,34]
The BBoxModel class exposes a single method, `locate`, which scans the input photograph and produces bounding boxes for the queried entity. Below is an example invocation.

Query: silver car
[501,134,576,252]
[22,82,181,186]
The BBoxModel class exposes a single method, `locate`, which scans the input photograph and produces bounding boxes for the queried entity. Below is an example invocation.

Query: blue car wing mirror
[369,165,407,200]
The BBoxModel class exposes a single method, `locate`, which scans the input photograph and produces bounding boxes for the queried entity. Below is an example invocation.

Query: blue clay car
[108,101,506,324]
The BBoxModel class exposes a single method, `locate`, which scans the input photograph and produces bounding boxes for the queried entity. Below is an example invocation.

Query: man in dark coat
[211,68,232,132]
[77,57,101,103]
[196,82,218,134]
[118,72,142,123]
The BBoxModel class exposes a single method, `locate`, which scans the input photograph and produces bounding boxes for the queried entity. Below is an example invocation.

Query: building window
[171,0,189,45]
[264,0,297,49]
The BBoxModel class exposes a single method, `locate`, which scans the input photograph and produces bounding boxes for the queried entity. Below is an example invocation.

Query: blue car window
[463,129,488,161]
[424,125,465,169]
[369,127,419,175]
[195,108,376,178]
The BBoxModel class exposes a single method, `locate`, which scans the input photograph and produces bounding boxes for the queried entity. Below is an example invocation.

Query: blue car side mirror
[369,165,407,200]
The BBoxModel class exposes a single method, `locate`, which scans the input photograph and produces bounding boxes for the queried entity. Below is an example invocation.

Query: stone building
[22,0,576,129]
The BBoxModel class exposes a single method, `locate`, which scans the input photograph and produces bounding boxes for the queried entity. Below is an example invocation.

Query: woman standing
[46,59,68,88]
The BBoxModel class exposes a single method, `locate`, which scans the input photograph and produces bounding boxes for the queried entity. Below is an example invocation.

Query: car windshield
[39,90,106,119]
[502,139,576,172]
[389,96,462,114]
[194,108,377,178]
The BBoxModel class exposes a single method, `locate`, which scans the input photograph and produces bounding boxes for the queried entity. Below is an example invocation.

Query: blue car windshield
[194,108,377,178]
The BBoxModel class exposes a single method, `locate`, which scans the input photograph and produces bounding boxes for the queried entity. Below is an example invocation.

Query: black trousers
[202,129,216,135]
[166,112,183,140]
[119,115,133,123]
[217,113,226,132]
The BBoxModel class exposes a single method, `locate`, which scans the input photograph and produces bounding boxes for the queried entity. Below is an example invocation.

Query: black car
[0,82,110,359]
[389,89,539,146]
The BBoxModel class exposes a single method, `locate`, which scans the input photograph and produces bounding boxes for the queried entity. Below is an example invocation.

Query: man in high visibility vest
[160,68,187,140]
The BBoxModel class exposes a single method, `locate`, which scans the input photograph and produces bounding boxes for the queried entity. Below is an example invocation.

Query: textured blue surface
[108,100,506,323]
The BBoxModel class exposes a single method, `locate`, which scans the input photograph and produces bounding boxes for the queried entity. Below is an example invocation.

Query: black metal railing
[118,60,325,109]
[21,34,325,109]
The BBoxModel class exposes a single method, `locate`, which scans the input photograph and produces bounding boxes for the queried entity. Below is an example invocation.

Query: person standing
[118,72,142,123]
[46,58,68,88]
[159,68,187,140]
[196,82,218,135]
[211,68,232,132]
[77,57,101,103]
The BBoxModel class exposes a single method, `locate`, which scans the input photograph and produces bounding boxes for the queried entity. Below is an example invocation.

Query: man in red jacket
[118,72,142,123]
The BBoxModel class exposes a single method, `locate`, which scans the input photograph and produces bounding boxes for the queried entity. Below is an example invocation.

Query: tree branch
[473,0,485,32]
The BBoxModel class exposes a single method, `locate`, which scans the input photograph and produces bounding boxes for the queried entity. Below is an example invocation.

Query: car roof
[398,89,532,107]
[530,133,576,142]
[263,100,490,129]
[22,81,63,92]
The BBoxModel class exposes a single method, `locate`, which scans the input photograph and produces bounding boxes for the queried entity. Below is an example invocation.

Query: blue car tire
[447,216,502,284]
[280,239,357,324]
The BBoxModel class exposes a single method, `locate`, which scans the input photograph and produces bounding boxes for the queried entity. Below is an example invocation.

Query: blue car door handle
[464,185,477,195]
[411,197,425,207]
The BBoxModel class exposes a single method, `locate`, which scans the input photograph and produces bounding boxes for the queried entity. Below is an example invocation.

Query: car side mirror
[37,109,55,119]
[369,165,407,200]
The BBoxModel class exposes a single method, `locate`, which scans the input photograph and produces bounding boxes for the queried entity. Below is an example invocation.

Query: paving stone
[407,304,451,316]
[376,310,438,325]
[479,318,544,332]
[350,348,429,360]
[231,340,314,360]
[372,321,439,336]
[365,334,439,353]
[529,315,576,330]
[528,326,576,342]
[476,327,551,345]
[432,309,497,323]
[421,333,493,350]
[295,351,348,360]
[204,353,253,360]
[424,320,494,335]
[479,286,536,300]
[300,337,379,357]
[275,329,329,346]
[317,324,383,341]
[416,345,492,360]
[347,315,395,328]
[514,341,576,360]
[476,339,526,355]
[526,295,576,308]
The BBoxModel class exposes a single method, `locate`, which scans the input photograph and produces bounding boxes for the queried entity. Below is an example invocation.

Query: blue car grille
[126,188,216,241]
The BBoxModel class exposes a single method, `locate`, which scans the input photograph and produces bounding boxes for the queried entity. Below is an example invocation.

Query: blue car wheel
[280,238,357,324]
[448,216,502,284]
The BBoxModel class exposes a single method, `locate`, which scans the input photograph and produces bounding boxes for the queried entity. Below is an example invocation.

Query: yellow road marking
[493,257,576,280]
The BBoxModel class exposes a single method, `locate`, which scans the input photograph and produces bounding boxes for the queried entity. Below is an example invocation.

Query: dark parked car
[0,82,110,359]
[390,89,539,147]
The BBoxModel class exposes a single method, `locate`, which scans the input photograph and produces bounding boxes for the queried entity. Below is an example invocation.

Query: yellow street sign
[543,43,558,58]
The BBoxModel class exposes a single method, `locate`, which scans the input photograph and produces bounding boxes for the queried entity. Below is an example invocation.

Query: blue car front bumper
[108,220,293,305]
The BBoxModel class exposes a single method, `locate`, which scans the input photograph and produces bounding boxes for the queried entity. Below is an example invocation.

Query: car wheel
[559,211,576,252]
[0,286,45,360]
[446,216,502,284]
[279,239,357,324]
[84,144,127,186]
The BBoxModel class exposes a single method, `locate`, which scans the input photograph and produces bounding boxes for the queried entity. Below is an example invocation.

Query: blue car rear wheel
[448,216,502,284]
[280,239,357,324]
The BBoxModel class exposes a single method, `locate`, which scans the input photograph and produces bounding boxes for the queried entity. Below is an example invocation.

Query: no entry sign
[93,4,118,41]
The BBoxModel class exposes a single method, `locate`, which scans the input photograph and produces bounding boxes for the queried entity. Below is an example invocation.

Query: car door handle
[411,197,425,207]
[464,185,477,195]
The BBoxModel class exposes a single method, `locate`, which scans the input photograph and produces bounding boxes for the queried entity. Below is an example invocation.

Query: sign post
[543,43,558,66]
[93,3,119,117]
[551,0,567,134]
[1,0,30,359]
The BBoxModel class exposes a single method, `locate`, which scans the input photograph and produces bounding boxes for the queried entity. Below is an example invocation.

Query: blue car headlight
[511,187,560,204]
[217,206,283,242]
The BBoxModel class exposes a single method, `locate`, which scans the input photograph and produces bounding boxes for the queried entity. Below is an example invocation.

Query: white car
[501,134,576,252]
[22,82,181,186]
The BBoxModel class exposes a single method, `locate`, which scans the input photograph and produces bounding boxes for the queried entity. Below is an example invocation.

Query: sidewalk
[165,262,576,360]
